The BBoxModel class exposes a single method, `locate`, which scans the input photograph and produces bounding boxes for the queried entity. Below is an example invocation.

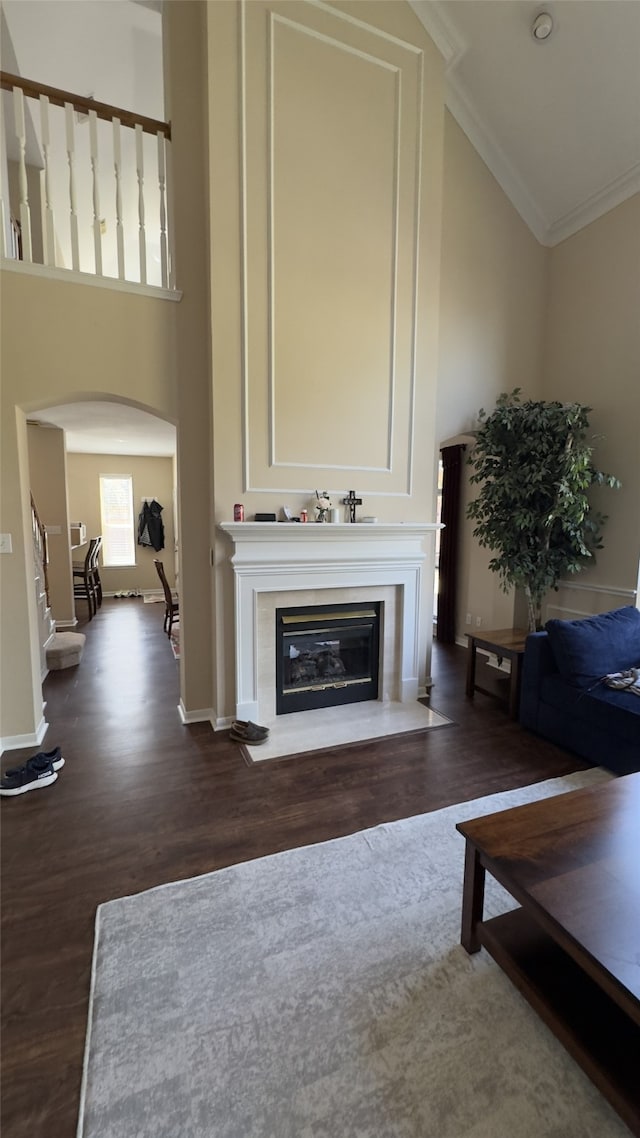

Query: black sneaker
[5,747,65,777]
[0,762,58,797]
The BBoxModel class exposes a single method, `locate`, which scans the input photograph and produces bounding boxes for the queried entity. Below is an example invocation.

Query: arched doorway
[25,397,177,676]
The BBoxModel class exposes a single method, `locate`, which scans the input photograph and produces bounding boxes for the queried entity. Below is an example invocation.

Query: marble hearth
[220,523,440,744]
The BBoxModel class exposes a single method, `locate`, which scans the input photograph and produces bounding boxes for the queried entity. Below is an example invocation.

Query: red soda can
[300,509,308,523]
[233,503,244,522]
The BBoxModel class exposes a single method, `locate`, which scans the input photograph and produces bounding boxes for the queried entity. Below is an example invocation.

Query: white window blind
[99,475,135,567]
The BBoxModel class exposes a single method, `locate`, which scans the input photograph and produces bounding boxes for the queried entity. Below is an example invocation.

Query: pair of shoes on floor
[0,747,65,797]
[229,720,270,745]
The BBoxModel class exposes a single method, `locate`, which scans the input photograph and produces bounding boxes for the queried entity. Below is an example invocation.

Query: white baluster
[65,102,80,270]
[135,123,146,284]
[112,117,125,279]
[165,142,175,290]
[157,130,168,289]
[13,85,33,262]
[39,95,56,266]
[89,110,102,276]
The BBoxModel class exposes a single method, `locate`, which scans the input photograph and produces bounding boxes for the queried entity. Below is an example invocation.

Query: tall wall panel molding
[239,0,427,495]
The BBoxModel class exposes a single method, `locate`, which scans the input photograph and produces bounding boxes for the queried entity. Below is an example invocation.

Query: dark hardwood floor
[1,599,590,1138]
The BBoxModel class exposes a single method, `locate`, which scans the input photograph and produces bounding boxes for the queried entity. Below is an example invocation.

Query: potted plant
[467,390,620,632]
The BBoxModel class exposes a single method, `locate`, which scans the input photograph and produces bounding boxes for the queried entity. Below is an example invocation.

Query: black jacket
[138,500,165,552]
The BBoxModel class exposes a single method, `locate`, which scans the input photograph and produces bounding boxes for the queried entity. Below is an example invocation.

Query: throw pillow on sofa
[545,605,640,690]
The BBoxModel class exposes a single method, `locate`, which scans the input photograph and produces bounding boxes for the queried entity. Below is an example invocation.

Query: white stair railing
[30,493,49,609]
[0,71,173,289]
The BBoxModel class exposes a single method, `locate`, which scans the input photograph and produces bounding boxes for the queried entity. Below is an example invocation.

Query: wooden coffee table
[457,773,640,1135]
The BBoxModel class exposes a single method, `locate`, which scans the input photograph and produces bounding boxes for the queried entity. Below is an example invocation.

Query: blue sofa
[520,605,640,774]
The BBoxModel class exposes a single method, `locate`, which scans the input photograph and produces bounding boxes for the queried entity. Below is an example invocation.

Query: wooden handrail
[0,70,171,140]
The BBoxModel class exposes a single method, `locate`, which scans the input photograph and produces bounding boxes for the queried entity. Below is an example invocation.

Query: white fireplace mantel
[219,522,440,722]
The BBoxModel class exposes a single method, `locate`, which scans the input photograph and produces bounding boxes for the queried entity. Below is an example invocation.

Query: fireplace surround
[220,522,439,726]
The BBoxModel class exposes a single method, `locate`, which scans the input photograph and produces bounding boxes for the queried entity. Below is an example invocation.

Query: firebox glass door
[276,604,380,715]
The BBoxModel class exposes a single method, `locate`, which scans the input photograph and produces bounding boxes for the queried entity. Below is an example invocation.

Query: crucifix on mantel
[343,489,362,524]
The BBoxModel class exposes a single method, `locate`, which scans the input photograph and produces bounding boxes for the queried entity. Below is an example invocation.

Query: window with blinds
[99,475,136,567]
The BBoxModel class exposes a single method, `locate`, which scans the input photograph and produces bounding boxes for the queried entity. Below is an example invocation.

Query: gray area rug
[78,767,628,1138]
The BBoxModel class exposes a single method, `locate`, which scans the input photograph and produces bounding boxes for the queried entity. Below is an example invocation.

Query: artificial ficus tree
[467,390,620,632]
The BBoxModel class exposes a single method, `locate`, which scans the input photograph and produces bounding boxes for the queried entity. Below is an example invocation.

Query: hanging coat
[137,499,165,552]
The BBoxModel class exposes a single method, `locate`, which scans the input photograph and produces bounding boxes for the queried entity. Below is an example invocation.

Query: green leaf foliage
[467,390,620,630]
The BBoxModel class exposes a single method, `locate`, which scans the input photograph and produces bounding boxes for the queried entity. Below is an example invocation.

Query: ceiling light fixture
[532,12,553,41]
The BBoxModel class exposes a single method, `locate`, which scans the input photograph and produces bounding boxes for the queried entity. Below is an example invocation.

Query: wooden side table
[465,627,528,719]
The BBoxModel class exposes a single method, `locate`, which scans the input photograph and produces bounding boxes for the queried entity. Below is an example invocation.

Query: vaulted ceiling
[410,0,640,245]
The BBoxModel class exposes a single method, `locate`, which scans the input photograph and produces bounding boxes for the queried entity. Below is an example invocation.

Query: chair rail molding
[556,579,637,599]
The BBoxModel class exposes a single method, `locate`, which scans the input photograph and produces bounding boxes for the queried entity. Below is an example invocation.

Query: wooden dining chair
[153,559,179,637]
[90,536,103,608]
[73,538,99,620]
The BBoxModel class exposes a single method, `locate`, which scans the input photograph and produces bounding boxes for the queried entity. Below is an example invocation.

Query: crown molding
[409,1,550,243]
[444,82,550,245]
[546,163,640,246]
[407,0,465,67]
[443,84,640,248]
[409,0,639,248]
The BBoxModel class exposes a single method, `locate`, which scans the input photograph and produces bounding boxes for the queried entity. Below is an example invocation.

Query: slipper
[232,719,269,737]
[231,720,269,740]
[229,727,267,745]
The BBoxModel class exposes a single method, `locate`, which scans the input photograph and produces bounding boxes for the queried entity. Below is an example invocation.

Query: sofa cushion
[545,606,640,689]
[540,674,640,747]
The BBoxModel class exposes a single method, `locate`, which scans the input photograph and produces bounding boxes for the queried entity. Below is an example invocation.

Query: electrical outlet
[475,616,482,627]
[0,533,12,554]
[465,613,471,625]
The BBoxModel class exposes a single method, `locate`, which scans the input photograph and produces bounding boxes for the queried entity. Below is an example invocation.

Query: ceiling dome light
[532,12,553,40]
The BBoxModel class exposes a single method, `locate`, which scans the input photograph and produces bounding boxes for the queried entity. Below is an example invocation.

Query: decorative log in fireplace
[276,602,380,715]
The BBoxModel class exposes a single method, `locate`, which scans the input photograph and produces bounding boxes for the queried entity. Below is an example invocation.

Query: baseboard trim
[55,619,79,630]
[214,716,234,731]
[1,716,49,755]
[177,701,216,727]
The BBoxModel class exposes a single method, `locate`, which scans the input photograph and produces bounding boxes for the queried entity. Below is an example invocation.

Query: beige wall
[434,127,638,640]
[3,0,636,748]
[1,271,178,414]
[436,113,548,639]
[66,453,176,594]
[27,424,74,624]
[165,0,214,720]
[3,0,446,742]
[542,193,640,619]
[208,0,445,717]
[0,270,178,745]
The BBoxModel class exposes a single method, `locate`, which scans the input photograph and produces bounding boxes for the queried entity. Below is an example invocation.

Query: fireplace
[276,601,380,714]
[219,522,439,727]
